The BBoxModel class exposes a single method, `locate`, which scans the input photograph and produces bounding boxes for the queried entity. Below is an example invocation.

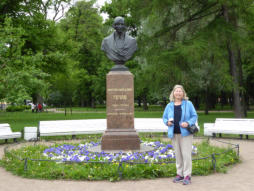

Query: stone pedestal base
[101,129,140,150]
[101,69,140,151]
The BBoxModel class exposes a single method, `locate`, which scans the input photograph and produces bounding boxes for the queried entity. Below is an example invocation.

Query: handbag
[184,101,199,134]
[187,124,199,134]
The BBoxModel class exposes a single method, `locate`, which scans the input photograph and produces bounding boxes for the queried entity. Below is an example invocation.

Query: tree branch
[53,2,70,21]
[154,2,219,38]
[41,0,51,20]
[23,0,33,17]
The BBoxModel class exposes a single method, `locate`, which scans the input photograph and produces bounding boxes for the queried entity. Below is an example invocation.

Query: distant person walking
[31,103,35,113]
[163,85,198,185]
[38,103,42,112]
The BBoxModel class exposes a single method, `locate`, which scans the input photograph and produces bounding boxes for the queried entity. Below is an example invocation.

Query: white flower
[79,156,86,161]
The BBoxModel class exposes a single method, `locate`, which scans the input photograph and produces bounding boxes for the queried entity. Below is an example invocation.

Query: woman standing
[163,85,197,185]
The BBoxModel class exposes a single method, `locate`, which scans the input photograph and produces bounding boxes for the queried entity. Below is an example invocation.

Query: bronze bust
[101,16,137,70]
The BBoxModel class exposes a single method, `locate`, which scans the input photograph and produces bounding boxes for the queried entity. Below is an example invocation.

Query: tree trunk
[91,97,95,108]
[245,95,249,110]
[142,88,149,111]
[229,95,233,109]
[222,5,244,118]
[193,96,200,110]
[220,91,227,110]
[204,89,209,115]
[80,96,85,107]
[137,96,141,107]
[142,95,148,111]
[36,94,43,104]
[227,41,244,117]
[237,49,247,117]
[163,97,167,107]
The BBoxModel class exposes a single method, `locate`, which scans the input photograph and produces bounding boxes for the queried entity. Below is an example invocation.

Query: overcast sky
[95,0,110,20]
[48,0,110,21]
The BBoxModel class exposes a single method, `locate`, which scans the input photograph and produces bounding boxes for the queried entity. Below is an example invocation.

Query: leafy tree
[1,1,75,105]
[59,0,108,107]
[0,18,48,104]
[0,0,23,23]
[102,0,254,115]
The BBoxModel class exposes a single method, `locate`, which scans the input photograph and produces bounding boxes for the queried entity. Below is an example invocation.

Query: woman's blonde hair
[169,84,189,102]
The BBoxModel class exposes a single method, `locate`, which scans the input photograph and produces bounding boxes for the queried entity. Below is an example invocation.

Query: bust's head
[113,16,126,33]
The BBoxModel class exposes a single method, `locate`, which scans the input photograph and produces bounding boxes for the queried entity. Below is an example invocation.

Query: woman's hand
[167,120,173,126]
[181,122,189,128]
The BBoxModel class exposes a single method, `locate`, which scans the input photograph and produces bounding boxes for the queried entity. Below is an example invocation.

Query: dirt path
[0,139,254,191]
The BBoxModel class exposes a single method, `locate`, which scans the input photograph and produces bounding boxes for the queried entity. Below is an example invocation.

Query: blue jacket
[162,99,198,138]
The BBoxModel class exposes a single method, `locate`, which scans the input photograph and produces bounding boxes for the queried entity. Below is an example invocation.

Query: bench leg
[14,138,17,142]
[246,135,249,140]
[212,133,216,138]
[72,135,76,139]
[219,133,222,138]
[5,139,7,143]
[240,134,243,139]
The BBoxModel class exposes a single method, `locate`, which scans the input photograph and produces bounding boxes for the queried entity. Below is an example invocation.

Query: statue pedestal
[101,70,140,150]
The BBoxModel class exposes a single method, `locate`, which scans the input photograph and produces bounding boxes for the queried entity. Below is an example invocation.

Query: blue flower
[43,141,196,163]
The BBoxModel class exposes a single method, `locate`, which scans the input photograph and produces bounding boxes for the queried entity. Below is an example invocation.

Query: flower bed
[43,141,194,163]
[0,139,239,181]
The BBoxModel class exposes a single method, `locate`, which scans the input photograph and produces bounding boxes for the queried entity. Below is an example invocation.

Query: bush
[6,105,27,112]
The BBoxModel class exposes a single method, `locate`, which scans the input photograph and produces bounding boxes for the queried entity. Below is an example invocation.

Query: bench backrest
[0,124,12,134]
[39,119,106,134]
[214,118,254,130]
[39,118,168,134]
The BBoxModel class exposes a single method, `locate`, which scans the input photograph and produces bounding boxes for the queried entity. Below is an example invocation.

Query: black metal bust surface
[101,17,137,70]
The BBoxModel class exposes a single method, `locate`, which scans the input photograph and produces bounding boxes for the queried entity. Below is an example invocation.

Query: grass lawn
[1,108,254,141]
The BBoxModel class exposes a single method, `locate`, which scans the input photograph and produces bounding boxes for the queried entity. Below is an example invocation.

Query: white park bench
[0,123,22,142]
[39,119,106,138]
[204,118,254,139]
[38,118,168,138]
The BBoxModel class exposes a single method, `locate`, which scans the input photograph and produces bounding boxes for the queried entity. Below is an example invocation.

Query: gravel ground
[0,138,254,191]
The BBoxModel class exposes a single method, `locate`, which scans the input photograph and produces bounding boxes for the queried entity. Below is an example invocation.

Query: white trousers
[172,134,193,177]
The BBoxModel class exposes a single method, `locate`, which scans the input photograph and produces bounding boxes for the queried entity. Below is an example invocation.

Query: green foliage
[56,0,110,107]
[0,18,49,104]
[1,0,254,112]
[0,0,23,23]
[101,0,254,113]
[6,105,28,112]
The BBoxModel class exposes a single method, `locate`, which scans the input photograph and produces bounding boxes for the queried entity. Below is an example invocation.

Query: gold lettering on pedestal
[112,95,127,100]
[108,88,132,92]
[114,109,126,111]
[112,104,129,107]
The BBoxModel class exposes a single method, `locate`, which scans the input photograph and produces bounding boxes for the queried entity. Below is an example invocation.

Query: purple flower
[166,144,173,148]
[43,141,184,163]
